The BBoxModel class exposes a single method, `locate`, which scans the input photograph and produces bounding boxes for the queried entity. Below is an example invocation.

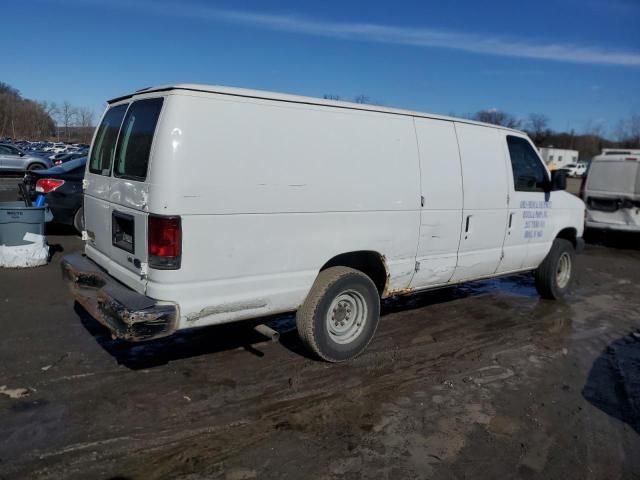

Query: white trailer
[539,147,579,170]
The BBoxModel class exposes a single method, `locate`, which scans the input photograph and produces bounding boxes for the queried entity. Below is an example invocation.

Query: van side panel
[410,118,463,288]
[146,93,421,327]
[450,123,509,282]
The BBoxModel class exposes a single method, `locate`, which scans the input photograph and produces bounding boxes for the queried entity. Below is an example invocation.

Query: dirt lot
[1,176,639,480]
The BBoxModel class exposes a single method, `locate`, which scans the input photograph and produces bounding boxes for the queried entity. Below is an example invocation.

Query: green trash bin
[0,202,48,246]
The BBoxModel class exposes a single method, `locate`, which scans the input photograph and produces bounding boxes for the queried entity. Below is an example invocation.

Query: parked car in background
[583,151,640,232]
[0,143,53,172]
[51,151,87,165]
[22,157,86,232]
[561,162,588,177]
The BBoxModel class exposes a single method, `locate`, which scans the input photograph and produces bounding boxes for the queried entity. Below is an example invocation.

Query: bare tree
[60,101,77,141]
[616,114,640,147]
[77,107,94,128]
[38,100,59,119]
[525,113,550,144]
[323,94,341,101]
[473,109,521,129]
[354,95,370,104]
[0,82,55,139]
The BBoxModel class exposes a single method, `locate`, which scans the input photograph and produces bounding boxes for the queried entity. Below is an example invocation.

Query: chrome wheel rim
[326,290,368,344]
[556,252,572,289]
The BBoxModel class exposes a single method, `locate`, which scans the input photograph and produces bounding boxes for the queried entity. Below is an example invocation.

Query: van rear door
[84,103,128,261]
[84,98,164,293]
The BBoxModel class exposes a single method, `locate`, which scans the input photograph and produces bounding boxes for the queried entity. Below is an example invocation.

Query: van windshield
[113,98,164,181]
[89,104,128,175]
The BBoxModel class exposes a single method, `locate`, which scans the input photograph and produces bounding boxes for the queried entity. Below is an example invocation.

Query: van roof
[601,149,640,155]
[593,154,640,162]
[108,83,526,135]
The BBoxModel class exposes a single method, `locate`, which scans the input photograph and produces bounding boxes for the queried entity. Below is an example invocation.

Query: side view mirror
[18,152,24,157]
[549,169,567,191]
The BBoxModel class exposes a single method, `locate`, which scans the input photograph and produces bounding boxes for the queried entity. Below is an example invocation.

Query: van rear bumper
[61,252,178,341]
[586,220,640,233]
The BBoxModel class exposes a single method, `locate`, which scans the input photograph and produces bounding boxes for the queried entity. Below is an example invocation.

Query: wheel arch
[556,227,578,248]
[27,161,47,170]
[320,250,388,297]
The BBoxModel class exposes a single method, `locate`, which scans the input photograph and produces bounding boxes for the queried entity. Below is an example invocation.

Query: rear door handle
[509,212,514,228]
[465,215,471,233]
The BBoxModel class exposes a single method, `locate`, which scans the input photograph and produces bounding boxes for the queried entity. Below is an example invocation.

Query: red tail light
[35,178,65,193]
[148,215,181,269]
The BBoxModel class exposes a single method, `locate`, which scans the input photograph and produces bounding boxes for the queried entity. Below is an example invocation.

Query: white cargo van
[62,84,585,362]
[584,150,640,232]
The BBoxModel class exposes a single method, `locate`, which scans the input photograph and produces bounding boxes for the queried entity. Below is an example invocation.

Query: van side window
[89,104,128,175]
[113,98,164,181]
[506,136,548,192]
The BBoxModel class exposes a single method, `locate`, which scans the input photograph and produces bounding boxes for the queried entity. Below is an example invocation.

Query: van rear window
[113,98,164,181]
[89,104,128,175]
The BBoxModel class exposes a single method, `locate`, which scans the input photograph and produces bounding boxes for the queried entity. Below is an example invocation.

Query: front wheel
[535,239,576,300]
[296,266,380,362]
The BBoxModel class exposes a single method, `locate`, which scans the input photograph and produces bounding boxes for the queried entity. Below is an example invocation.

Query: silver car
[0,143,53,172]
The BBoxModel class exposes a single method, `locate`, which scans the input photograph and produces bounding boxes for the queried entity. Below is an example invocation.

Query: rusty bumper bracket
[61,252,178,342]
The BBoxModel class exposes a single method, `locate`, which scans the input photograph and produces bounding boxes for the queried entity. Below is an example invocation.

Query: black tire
[296,266,380,362]
[535,238,575,300]
[73,207,84,234]
[27,163,46,171]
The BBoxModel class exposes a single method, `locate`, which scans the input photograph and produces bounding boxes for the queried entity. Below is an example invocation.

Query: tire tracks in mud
[4,245,640,479]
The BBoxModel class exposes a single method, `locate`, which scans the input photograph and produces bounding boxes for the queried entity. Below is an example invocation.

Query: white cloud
[54,0,640,67]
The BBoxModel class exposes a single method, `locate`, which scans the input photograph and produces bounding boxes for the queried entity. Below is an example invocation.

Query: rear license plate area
[112,211,135,253]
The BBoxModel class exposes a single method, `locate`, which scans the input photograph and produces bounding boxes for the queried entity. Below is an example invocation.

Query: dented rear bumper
[61,252,178,341]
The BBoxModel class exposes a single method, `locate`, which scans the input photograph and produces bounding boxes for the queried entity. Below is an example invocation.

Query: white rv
[584,149,640,232]
[63,85,585,362]
[539,147,579,171]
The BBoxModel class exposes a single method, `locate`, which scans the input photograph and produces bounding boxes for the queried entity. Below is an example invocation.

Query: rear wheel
[27,163,45,171]
[296,266,380,362]
[535,238,575,300]
[73,207,84,234]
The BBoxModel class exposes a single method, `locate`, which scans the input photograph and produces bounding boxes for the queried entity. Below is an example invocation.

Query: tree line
[0,82,95,143]
[472,110,640,160]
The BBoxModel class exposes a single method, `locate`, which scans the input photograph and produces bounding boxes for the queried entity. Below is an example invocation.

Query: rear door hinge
[415,261,421,272]
[420,195,425,207]
[82,179,89,191]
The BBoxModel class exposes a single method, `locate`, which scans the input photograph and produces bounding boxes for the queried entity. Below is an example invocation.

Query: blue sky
[2,0,639,134]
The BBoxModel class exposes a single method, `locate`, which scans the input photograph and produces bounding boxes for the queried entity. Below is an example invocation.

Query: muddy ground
[1,176,639,479]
